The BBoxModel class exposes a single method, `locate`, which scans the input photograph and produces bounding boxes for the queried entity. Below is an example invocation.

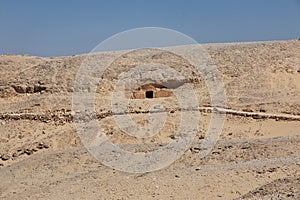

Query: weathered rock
[259,108,266,113]
[37,143,44,149]
[212,151,220,155]
[10,84,46,94]
[256,170,264,174]
[26,86,34,93]
[169,135,176,140]
[12,153,18,158]
[267,167,276,173]
[37,142,49,149]
[199,135,205,139]
[1,154,10,161]
[190,147,201,153]
[242,108,253,112]
[34,84,47,93]
[24,149,33,155]
[11,84,27,93]
[241,143,251,149]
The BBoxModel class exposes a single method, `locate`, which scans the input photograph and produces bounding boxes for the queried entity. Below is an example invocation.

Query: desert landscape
[0,40,299,199]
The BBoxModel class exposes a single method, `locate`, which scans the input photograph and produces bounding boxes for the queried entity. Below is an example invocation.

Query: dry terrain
[0,40,300,199]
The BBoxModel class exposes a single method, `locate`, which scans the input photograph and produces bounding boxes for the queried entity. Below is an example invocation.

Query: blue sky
[0,0,299,57]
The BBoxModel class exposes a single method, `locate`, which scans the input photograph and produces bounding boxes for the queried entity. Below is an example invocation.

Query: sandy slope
[0,40,299,199]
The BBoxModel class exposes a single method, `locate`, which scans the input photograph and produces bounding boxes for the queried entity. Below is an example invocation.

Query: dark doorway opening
[145,91,154,98]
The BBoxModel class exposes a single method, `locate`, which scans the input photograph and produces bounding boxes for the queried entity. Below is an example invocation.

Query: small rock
[287,193,294,197]
[252,115,263,119]
[175,175,180,178]
[1,154,10,161]
[43,144,49,149]
[18,134,24,139]
[169,135,176,140]
[259,108,266,113]
[37,143,44,149]
[243,108,253,112]
[190,147,201,153]
[12,153,18,158]
[26,85,34,93]
[17,148,24,153]
[38,81,45,85]
[34,84,47,93]
[267,167,276,173]
[256,170,264,174]
[24,149,33,155]
[241,144,251,149]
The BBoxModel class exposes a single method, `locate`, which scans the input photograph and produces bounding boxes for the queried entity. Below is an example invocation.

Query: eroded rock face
[119,64,187,89]
[11,84,47,94]
[11,84,27,93]
[34,85,47,93]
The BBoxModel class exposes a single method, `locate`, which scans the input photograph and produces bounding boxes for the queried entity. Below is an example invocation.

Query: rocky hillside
[0,40,299,199]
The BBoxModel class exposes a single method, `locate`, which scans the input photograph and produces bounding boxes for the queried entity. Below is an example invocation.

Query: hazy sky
[1,0,300,56]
